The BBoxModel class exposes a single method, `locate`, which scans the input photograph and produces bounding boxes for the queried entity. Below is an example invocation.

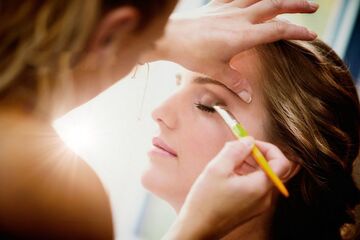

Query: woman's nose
[151,97,178,130]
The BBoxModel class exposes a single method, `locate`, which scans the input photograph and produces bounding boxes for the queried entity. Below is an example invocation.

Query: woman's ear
[90,6,139,51]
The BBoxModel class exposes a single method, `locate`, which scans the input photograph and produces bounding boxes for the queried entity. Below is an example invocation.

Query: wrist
[163,218,208,240]
[138,20,172,64]
[139,15,190,65]
[163,207,217,240]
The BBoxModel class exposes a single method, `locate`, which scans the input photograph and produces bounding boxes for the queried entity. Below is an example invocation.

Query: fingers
[255,140,292,178]
[232,140,291,197]
[242,170,272,196]
[249,20,317,44]
[209,137,255,174]
[214,65,251,96]
[247,0,319,23]
[254,140,284,159]
[213,0,235,3]
[227,0,261,8]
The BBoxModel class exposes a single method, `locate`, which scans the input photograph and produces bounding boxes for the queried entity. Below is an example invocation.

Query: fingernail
[308,1,319,11]
[238,90,252,104]
[242,137,254,149]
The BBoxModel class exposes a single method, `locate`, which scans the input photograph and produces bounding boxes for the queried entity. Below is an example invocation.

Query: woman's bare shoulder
[0,117,114,239]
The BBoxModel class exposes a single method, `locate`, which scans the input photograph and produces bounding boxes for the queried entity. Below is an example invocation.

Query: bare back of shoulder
[0,114,114,239]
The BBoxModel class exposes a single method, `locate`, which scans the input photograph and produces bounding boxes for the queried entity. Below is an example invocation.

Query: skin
[0,110,114,239]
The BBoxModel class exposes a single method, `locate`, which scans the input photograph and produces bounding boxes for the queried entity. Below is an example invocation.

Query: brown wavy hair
[256,40,360,240]
[0,0,172,117]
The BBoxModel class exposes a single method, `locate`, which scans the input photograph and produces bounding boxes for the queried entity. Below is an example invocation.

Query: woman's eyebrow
[192,76,239,98]
[192,76,226,87]
[193,76,236,92]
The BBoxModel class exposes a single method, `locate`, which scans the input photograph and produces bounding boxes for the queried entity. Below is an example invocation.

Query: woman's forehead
[177,70,225,88]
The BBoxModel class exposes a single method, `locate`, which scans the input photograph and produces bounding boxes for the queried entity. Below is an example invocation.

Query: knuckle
[223,142,233,153]
[272,144,281,152]
[270,0,282,10]
[205,161,223,176]
[225,140,244,152]
[224,140,237,149]
[222,141,241,157]
[274,21,286,35]
[299,0,310,9]
[298,26,309,36]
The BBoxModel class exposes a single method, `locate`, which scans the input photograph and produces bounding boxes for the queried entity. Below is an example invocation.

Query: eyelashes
[195,103,216,113]
[195,91,227,114]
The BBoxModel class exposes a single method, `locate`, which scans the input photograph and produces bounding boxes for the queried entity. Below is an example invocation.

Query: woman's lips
[150,137,178,158]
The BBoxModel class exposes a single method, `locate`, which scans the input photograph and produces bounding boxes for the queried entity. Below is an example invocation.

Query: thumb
[215,64,247,94]
[210,137,255,174]
[217,65,253,104]
[254,140,292,180]
[238,170,273,199]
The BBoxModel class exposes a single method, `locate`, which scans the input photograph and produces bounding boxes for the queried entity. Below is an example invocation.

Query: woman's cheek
[198,123,231,161]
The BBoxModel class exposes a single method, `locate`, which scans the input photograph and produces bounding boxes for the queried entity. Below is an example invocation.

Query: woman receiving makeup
[143,39,360,240]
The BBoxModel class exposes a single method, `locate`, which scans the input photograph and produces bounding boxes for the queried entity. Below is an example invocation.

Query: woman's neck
[0,101,52,124]
[175,199,274,240]
[221,209,273,240]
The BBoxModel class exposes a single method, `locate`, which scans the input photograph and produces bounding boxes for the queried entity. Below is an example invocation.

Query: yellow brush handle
[252,146,289,197]
[232,124,289,197]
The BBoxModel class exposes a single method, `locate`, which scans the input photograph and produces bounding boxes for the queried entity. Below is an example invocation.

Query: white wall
[55,61,183,239]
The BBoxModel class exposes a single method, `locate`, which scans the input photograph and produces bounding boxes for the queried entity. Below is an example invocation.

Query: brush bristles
[213,105,238,128]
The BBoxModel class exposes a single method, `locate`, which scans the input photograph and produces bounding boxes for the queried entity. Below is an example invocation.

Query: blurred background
[54,0,360,239]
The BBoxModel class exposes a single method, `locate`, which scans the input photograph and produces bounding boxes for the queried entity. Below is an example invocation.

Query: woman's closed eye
[195,103,216,113]
[194,91,228,114]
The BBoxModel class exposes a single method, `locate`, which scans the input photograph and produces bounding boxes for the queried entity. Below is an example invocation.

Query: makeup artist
[0,0,318,239]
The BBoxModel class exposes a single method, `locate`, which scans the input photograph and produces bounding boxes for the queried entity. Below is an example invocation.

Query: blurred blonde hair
[0,0,171,118]
[0,1,100,117]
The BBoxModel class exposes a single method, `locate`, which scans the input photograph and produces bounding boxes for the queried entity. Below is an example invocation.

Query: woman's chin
[140,167,156,191]
[140,169,186,212]
[141,168,171,199]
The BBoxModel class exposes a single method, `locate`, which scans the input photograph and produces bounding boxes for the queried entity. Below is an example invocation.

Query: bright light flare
[53,119,96,157]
